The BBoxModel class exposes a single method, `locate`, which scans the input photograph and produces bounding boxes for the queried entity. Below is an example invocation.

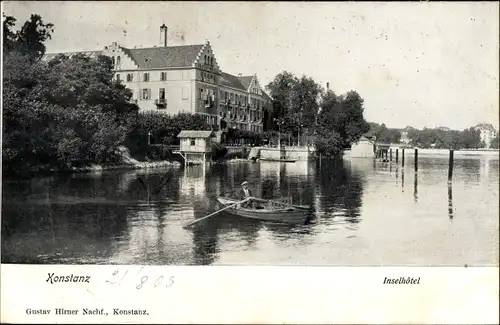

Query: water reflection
[414,172,418,202]
[457,158,481,184]
[448,184,453,220]
[2,155,499,265]
[401,169,405,192]
[316,158,364,226]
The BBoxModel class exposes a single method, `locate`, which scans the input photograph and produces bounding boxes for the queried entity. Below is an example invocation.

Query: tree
[2,14,140,174]
[458,127,482,149]
[3,14,17,53]
[490,134,499,149]
[290,75,323,133]
[317,90,370,147]
[3,14,54,61]
[367,122,401,144]
[266,71,298,133]
[405,126,484,149]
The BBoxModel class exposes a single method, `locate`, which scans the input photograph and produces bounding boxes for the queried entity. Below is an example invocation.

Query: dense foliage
[265,71,370,156]
[490,134,499,149]
[3,14,141,174]
[366,123,401,144]
[125,112,211,160]
[224,128,262,145]
[2,14,220,173]
[407,127,484,149]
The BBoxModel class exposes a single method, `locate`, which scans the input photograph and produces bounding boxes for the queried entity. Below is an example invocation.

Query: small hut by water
[350,136,376,158]
[176,130,213,166]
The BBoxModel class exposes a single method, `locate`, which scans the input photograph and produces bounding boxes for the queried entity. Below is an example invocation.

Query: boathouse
[350,136,376,158]
[176,130,213,166]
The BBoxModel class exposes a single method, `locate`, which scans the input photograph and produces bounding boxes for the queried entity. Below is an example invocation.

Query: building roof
[43,44,205,69]
[42,51,103,61]
[220,72,247,91]
[262,90,273,101]
[237,75,254,90]
[177,130,213,138]
[122,45,204,69]
[358,135,374,143]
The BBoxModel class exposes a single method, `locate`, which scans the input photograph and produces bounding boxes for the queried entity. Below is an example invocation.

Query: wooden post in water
[396,149,399,163]
[389,149,393,162]
[414,148,418,172]
[448,149,454,183]
[402,149,405,167]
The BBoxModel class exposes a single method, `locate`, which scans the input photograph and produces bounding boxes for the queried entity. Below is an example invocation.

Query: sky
[3,1,499,130]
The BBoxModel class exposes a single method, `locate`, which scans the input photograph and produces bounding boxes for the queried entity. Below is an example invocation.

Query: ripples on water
[2,155,499,266]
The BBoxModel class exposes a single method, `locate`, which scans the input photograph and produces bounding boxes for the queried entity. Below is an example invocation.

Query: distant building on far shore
[399,126,414,146]
[474,123,498,148]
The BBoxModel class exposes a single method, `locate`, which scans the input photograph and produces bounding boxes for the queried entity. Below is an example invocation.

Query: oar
[183,197,252,228]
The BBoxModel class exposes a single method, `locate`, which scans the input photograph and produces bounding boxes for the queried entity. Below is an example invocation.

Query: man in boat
[239,181,254,208]
[239,181,253,199]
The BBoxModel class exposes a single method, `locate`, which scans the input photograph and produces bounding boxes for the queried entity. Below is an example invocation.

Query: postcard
[1,1,498,324]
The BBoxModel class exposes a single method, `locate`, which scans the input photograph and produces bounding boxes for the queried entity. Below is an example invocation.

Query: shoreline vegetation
[3,14,498,179]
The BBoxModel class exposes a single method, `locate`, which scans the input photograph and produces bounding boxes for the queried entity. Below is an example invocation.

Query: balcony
[155,98,167,108]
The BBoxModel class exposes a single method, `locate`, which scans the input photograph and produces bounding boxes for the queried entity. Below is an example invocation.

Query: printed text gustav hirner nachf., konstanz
[383,277,420,284]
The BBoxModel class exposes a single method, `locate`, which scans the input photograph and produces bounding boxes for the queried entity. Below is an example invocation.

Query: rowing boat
[259,157,297,163]
[216,197,310,224]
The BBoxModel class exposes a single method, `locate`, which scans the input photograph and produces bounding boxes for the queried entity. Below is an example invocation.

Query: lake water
[2,155,498,266]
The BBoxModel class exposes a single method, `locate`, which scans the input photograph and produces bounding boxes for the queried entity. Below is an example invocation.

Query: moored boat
[216,197,310,224]
[259,157,297,163]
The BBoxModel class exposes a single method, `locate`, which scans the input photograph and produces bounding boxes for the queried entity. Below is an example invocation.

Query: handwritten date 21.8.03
[106,267,175,290]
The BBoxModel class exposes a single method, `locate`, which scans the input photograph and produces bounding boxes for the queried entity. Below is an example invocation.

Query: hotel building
[42,24,271,137]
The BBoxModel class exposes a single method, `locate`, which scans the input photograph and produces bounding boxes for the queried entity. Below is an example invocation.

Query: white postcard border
[1,264,498,324]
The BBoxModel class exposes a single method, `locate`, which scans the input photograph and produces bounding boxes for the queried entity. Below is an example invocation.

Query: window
[116,74,121,82]
[126,73,133,82]
[116,56,121,66]
[210,57,213,66]
[160,72,167,81]
[159,88,165,100]
[190,139,195,146]
[112,57,115,66]
[204,55,207,64]
[143,73,150,82]
[199,88,204,99]
[141,88,151,100]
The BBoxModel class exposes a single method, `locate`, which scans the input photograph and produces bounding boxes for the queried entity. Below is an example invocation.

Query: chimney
[326,82,330,91]
[160,24,168,47]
